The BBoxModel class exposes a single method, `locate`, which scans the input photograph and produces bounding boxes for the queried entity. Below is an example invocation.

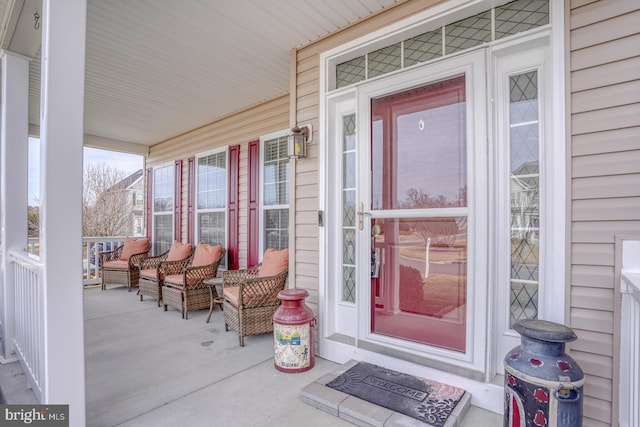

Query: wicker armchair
[222,265,289,346]
[100,238,150,292]
[139,242,193,307]
[161,244,225,319]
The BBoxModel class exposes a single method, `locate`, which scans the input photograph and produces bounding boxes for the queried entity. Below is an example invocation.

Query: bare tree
[27,205,39,237]
[83,163,133,237]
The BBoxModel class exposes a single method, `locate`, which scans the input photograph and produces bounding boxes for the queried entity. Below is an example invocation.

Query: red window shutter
[187,157,195,245]
[174,160,183,241]
[228,145,240,270]
[145,167,153,240]
[247,139,260,267]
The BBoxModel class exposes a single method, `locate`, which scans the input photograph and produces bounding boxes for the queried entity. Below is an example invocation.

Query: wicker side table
[204,277,224,323]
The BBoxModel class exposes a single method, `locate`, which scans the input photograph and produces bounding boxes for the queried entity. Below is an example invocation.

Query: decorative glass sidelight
[509,70,540,326]
[342,114,357,303]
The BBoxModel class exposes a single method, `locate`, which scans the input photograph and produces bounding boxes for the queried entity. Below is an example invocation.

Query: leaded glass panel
[343,115,356,151]
[368,43,401,79]
[332,1,549,91]
[343,190,356,226]
[510,282,538,325]
[404,29,442,67]
[509,70,540,327]
[342,113,356,303]
[445,11,491,55]
[496,0,549,40]
[343,229,356,265]
[336,56,366,89]
[343,266,356,302]
[343,152,356,189]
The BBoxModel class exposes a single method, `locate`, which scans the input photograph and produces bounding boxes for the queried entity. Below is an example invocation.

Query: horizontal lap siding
[147,95,289,269]
[569,1,640,425]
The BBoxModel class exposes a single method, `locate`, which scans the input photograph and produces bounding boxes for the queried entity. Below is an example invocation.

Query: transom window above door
[331,0,549,90]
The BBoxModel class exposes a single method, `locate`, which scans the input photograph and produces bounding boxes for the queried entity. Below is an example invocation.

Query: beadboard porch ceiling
[1,0,402,153]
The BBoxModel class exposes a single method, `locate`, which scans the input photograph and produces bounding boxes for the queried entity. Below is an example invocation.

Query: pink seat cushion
[140,269,158,280]
[223,284,269,306]
[258,248,289,277]
[103,260,129,270]
[164,274,185,287]
[120,237,150,260]
[166,241,192,261]
[192,243,223,267]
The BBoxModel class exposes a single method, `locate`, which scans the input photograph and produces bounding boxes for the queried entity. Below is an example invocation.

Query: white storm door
[356,51,488,370]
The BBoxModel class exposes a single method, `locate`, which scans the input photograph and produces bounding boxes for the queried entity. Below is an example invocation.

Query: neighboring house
[112,169,145,237]
[1,1,638,426]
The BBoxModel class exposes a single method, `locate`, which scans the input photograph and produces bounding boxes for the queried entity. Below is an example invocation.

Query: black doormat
[326,361,465,427]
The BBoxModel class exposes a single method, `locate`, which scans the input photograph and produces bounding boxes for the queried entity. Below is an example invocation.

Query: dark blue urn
[504,319,584,427]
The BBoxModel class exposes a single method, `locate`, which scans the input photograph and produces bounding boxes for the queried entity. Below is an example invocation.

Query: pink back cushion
[192,243,223,267]
[258,248,289,277]
[120,237,150,260]
[166,241,192,261]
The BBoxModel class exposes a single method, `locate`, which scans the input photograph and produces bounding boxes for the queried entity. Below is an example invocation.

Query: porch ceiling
[1,0,402,152]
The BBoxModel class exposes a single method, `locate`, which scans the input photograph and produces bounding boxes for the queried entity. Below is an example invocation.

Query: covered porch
[0,286,501,426]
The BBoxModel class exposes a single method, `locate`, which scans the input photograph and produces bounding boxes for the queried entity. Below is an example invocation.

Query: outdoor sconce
[288,124,312,160]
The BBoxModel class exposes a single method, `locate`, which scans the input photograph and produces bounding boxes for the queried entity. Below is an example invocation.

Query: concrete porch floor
[0,286,502,426]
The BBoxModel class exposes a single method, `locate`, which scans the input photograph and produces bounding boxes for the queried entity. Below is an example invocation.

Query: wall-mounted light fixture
[288,124,312,160]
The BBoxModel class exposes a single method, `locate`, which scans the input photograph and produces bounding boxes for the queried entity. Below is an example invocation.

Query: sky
[28,138,144,205]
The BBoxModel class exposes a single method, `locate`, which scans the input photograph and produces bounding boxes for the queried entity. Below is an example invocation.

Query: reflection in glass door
[369,76,468,352]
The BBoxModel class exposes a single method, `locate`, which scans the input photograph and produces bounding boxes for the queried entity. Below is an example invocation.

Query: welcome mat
[326,361,466,427]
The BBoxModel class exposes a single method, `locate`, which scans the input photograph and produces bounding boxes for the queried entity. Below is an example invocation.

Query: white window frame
[194,146,229,268]
[318,0,565,401]
[151,162,175,254]
[259,129,290,255]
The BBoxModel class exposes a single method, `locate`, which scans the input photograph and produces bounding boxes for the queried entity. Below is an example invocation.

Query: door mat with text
[326,361,466,427]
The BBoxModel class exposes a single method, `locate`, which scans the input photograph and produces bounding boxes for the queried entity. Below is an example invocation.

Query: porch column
[0,51,30,362]
[39,0,87,424]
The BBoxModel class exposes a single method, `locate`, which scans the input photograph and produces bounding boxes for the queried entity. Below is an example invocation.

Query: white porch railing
[81,237,127,285]
[27,236,128,285]
[620,269,640,427]
[8,237,129,402]
[9,249,44,402]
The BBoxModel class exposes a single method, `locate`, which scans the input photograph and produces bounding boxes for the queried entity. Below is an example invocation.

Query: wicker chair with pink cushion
[222,248,289,346]
[161,243,225,319]
[138,241,193,307]
[100,237,150,291]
